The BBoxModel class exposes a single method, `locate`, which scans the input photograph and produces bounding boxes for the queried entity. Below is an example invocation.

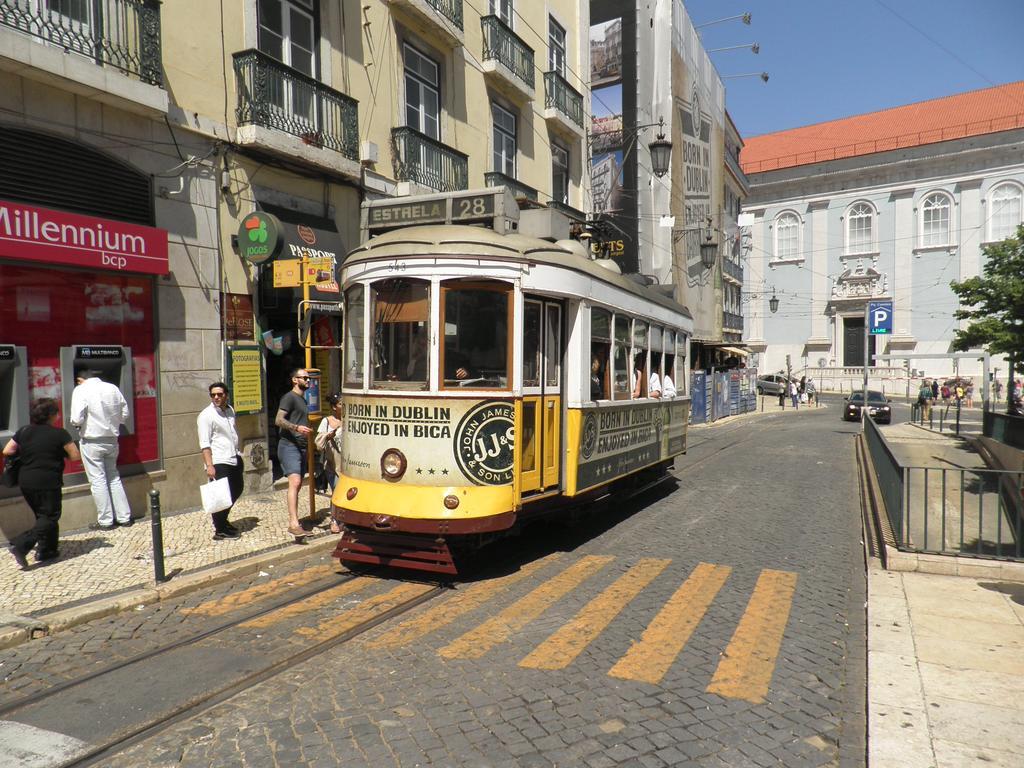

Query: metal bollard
[149,489,167,583]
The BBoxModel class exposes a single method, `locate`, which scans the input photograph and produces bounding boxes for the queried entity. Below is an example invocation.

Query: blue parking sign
[868,301,893,335]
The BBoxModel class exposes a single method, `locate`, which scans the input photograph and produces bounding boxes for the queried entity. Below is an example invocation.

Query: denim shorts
[277,439,307,478]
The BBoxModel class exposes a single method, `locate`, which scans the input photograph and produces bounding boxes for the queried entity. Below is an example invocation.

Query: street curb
[8,537,338,648]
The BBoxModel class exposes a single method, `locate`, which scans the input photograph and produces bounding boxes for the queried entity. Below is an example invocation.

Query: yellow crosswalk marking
[240,578,371,629]
[182,565,337,617]
[706,569,798,704]
[608,562,731,684]
[519,558,670,670]
[439,555,614,660]
[373,556,558,648]
[295,582,438,640]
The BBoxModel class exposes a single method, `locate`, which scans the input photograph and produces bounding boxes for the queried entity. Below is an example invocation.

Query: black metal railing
[0,0,162,85]
[391,126,468,192]
[543,71,583,127]
[425,0,463,30]
[722,310,743,331]
[480,15,534,90]
[864,415,1024,560]
[233,49,359,161]
[484,171,537,201]
[723,258,743,282]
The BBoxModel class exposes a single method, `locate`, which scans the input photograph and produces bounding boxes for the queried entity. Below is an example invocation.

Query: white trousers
[80,439,132,525]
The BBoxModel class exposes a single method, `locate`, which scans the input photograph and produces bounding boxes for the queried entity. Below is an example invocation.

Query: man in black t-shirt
[3,399,79,569]
[275,369,312,537]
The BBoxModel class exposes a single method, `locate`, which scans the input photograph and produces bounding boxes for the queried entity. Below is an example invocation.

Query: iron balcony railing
[543,71,583,127]
[391,126,468,192]
[723,258,743,282]
[425,0,463,30]
[233,49,359,161]
[722,310,743,331]
[484,171,537,202]
[864,416,1024,561]
[480,15,534,90]
[0,0,162,85]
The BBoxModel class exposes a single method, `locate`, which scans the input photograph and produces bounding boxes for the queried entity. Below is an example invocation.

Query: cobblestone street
[0,407,866,767]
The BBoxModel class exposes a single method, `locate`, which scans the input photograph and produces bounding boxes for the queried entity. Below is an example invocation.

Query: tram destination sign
[363,188,519,237]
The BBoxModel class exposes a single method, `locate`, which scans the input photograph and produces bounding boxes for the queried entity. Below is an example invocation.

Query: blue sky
[683,0,1024,139]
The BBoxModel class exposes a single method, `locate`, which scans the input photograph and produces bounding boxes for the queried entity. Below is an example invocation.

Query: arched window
[920,192,951,246]
[774,212,800,261]
[846,202,874,254]
[990,182,1023,242]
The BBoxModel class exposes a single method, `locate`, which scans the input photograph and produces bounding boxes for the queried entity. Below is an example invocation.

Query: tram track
[51,582,448,768]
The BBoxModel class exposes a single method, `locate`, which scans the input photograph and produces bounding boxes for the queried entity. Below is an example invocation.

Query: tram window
[545,304,561,388]
[612,315,631,400]
[344,284,365,387]
[677,333,688,395]
[590,307,611,401]
[442,283,510,388]
[632,321,648,398]
[523,300,542,388]
[370,278,430,391]
[664,330,677,398]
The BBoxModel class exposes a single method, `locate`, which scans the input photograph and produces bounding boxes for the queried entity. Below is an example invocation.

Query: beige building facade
[0,0,593,539]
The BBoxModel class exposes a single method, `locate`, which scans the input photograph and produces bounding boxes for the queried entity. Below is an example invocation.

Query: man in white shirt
[197,381,243,539]
[70,370,132,529]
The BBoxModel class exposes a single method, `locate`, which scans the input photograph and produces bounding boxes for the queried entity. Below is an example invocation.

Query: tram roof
[345,225,693,320]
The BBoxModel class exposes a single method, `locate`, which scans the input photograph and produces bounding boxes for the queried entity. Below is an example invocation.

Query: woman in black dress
[3,398,79,570]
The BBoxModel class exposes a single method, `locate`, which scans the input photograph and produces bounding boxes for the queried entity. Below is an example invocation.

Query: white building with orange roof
[740,81,1024,391]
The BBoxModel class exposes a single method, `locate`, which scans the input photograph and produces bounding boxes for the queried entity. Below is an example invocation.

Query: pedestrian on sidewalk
[70,370,133,530]
[931,379,939,401]
[789,379,799,409]
[965,381,974,408]
[918,380,932,420]
[275,368,312,538]
[3,399,79,569]
[315,393,344,534]
[778,384,785,408]
[197,382,243,540]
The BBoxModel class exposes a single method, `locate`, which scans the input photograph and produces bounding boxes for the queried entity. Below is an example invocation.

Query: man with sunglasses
[197,382,242,539]
[275,369,312,537]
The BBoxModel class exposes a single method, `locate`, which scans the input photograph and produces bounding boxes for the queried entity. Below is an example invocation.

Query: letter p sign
[868,301,893,335]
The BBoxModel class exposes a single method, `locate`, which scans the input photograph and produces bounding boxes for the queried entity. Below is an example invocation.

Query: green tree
[950,224,1024,408]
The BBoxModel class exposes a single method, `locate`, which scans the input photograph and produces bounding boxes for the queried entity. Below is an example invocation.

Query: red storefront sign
[0,199,169,275]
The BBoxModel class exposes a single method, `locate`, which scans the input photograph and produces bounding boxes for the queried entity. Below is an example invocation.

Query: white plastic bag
[800,392,808,403]
[200,477,233,514]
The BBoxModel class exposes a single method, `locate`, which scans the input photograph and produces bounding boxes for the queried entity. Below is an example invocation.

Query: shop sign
[238,212,283,264]
[0,199,168,275]
[0,345,15,361]
[272,260,301,288]
[226,345,263,415]
[75,345,124,360]
[222,293,255,341]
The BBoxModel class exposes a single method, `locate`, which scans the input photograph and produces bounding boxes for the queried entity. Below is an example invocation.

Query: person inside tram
[632,353,659,398]
[590,353,607,400]
[403,323,428,382]
[662,353,677,398]
[648,352,664,399]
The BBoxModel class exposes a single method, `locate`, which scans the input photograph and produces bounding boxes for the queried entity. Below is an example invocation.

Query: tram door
[520,298,562,494]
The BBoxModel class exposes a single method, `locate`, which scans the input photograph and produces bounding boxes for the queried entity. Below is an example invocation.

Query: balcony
[723,310,744,332]
[723,258,743,283]
[480,15,534,102]
[485,171,537,202]
[382,0,463,48]
[543,71,584,138]
[0,0,166,115]
[392,126,468,192]
[233,49,360,179]
[724,149,751,195]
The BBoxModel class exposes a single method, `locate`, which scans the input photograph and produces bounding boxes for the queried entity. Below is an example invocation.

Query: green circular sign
[238,211,282,264]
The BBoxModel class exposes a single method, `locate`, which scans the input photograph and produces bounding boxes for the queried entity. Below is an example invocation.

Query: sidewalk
[867,422,1024,766]
[0,485,337,645]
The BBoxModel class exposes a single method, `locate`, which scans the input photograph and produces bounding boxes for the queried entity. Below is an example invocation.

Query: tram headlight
[380,448,407,481]
[443,495,460,510]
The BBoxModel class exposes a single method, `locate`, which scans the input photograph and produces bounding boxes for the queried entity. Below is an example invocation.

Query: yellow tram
[330,192,693,574]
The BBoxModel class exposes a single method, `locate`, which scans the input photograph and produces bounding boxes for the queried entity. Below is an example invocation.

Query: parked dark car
[843,390,892,423]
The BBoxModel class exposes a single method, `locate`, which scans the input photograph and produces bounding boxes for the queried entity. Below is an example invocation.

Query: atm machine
[0,345,30,446]
[59,345,135,440]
